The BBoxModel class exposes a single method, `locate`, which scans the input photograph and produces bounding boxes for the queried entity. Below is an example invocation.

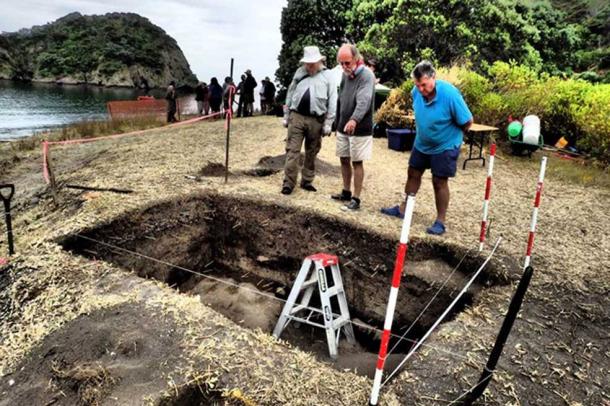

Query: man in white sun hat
[281,46,337,195]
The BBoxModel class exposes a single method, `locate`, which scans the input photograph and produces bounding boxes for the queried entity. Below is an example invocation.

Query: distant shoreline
[0,78,165,91]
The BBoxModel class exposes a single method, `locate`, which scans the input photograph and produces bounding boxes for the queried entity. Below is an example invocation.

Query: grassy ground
[0,116,608,405]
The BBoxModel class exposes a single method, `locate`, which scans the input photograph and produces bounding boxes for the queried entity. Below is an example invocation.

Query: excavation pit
[60,193,508,379]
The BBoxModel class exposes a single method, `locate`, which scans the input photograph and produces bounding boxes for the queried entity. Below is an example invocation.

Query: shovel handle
[0,184,15,203]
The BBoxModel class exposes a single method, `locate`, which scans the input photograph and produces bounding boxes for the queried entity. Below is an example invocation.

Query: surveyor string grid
[385,247,474,359]
[381,237,502,387]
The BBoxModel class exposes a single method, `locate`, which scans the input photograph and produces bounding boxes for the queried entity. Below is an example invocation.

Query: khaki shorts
[336,132,373,161]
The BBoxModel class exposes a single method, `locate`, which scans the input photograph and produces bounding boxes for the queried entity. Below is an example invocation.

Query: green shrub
[573,84,610,162]
[475,93,507,127]
[542,78,591,146]
[488,61,539,92]
[458,69,492,108]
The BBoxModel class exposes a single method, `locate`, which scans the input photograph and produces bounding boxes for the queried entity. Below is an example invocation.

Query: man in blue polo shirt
[381,60,472,235]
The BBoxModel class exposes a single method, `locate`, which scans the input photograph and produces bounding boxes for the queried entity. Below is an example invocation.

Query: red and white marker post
[369,193,416,406]
[479,143,497,251]
[524,157,547,269]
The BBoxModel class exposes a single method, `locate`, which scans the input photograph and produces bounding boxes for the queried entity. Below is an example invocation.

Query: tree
[351,0,586,83]
[276,0,353,90]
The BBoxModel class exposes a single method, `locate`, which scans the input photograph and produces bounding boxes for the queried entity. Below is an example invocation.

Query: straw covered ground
[0,116,608,405]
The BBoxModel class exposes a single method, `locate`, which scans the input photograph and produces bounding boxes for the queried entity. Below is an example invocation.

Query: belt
[291,110,325,119]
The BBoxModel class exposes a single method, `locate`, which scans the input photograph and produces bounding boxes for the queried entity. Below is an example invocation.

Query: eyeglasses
[339,61,353,66]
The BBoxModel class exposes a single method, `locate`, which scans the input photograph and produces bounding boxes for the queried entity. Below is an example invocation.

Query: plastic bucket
[522,115,540,145]
[507,121,522,140]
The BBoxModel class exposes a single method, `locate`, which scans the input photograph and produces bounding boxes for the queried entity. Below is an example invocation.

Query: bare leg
[352,161,364,198]
[340,157,352,191]
[432,176,449,223]
[400,166,423,214]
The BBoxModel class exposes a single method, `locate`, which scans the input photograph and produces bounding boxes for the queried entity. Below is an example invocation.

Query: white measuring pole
[369,194,416,406]
[524,157,547,269]
[479,143,496,251]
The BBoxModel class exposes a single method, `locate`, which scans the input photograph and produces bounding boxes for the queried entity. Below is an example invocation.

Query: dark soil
[199,162,227,177]
[0,302,185,406]
[59,193,514,379]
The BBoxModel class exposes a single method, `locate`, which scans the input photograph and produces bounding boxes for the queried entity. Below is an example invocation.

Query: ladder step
[286,315,325,329]
[290,304,323,315]
[326,286,341,297]
[333,315,350,329]
[301,278,317,290]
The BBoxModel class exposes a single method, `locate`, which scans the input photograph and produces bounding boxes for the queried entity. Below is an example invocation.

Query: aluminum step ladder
[273,253,355,359]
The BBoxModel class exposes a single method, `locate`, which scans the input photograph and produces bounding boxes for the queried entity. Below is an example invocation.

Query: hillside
[0,12,198,88]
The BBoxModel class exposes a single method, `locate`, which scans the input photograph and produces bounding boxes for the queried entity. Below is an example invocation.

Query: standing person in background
[201,81,210,116]
[222,76,236,118]
[195,82,207,116]
[243,69,257,116]
[236,74,246,117]
[281,46,337,195]
[330,44,376,211]
[263,77,276,114]
[208,77,223,114]
[165,81,178,123]
[259,78,268,114]
[380,60,473,235]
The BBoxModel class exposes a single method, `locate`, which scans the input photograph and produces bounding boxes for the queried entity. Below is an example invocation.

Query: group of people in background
[185,69,275,119]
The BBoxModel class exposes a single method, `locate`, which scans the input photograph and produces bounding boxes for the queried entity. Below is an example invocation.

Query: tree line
[276,0,609,88]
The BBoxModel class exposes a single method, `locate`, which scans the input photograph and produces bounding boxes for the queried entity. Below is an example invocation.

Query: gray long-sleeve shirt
[336,66,376,136]
[285,66,337,128]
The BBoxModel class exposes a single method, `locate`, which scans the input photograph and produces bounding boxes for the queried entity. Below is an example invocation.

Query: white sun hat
[300,46,325,63]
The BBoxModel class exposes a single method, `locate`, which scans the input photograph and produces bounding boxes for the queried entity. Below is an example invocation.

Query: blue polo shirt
[412,80,472,154]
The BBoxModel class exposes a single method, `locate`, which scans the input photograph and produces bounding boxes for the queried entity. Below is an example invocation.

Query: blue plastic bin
[387,128,415,151]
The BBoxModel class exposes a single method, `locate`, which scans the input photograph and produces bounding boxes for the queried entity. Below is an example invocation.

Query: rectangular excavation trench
[60,193,507,380]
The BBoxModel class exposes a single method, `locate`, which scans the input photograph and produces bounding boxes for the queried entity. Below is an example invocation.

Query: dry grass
[522,151,610,189]
[51,361,116,405]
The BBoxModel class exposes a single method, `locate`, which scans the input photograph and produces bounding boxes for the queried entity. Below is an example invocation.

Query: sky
[0,0,287,85]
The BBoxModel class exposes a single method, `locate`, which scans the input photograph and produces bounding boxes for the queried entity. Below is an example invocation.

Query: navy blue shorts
[409,146,460,178]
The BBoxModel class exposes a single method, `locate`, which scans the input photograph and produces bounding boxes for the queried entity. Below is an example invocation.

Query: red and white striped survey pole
[524,157,547,269]
[369,193,416,406]
[479,143,497,251]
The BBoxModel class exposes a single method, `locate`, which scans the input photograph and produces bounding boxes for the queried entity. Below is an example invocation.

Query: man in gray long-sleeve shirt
[331,44,376,211]
[281,46,337,195]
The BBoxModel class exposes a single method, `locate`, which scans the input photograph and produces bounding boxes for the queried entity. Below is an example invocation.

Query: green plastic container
[507,121,522,139]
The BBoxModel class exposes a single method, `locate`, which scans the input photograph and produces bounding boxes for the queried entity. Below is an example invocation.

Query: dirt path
[0,116,608,405]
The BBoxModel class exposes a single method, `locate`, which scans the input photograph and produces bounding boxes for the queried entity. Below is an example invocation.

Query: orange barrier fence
[107,97,197,120]
[107,99,167,119]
